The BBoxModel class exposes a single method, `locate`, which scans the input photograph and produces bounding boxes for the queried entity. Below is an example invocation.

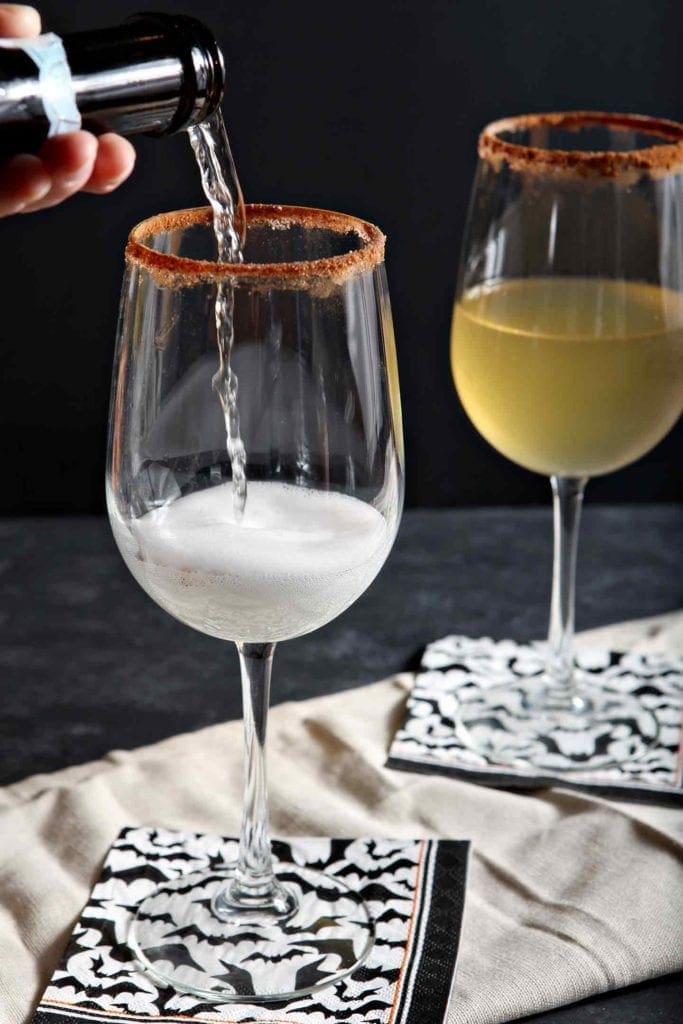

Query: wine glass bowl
[450,112,683,771]
[109,206,402,645]
[107,204,403,1000]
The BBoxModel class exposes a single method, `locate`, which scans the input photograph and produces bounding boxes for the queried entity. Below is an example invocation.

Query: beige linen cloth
[1,613,682,1024]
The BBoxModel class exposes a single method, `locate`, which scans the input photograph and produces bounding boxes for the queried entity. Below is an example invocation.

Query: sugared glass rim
[126,204,385,287]
[479,111,683,178]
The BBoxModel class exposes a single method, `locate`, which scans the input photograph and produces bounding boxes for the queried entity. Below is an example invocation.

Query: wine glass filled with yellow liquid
[450,112,683,771]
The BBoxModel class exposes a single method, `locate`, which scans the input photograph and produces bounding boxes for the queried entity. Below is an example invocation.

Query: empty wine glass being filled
[106,204,404,1001]
[450,111,683,772]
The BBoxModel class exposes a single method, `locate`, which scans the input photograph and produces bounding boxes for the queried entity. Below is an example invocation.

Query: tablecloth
[1,613,682,1023]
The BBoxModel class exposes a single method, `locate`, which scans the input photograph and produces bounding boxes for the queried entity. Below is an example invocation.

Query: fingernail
[0,4,41,29]
[0,5,39,14]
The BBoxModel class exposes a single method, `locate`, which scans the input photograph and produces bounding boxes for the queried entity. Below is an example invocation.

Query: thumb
[0,5,42,38]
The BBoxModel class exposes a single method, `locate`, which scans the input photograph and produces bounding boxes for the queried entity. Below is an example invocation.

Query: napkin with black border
[387,634,683,802]
[32,827,469,1024]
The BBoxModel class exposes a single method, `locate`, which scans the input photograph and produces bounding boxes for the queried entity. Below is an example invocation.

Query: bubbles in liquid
[112,482,391,643]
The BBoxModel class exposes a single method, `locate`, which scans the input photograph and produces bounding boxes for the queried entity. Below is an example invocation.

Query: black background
[1,10,681,1018]
[0,0,681,514]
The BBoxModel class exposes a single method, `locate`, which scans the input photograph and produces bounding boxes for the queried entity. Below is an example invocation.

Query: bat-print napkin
[33,826,469,1024]
[388,634,683,802]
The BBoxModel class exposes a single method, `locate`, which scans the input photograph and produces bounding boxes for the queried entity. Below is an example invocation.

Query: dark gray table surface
[1,505,681,1022]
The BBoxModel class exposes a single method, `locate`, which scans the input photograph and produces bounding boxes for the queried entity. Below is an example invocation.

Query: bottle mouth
[125,204,386,288]
[126,12,225,133]
[479,111,683,179]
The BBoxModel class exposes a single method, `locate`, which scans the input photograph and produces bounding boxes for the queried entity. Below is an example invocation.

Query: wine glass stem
[234,641,277,899]
[545,475,588,707]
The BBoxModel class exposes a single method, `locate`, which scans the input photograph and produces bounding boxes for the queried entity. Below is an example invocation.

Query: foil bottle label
[0,32,81,136]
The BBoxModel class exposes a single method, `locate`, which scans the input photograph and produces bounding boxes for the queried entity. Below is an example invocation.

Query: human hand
[0,4,136,216]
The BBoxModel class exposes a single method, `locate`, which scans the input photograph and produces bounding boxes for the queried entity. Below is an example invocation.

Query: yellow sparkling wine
[451,277,683,477]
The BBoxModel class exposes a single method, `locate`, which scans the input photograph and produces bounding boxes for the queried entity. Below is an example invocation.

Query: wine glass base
[454,680,659,772]
[128,862,374,1002]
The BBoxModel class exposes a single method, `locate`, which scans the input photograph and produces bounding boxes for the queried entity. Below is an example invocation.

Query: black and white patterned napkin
[387,635,683,802]
[33,827,469,1024]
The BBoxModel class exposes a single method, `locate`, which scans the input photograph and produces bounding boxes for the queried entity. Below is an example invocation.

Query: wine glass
[106,204,404,1001]
[450,112,683,771]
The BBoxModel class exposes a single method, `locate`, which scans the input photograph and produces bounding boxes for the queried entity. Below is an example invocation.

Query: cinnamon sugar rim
[126,204,385,284]
[479,111,683,177]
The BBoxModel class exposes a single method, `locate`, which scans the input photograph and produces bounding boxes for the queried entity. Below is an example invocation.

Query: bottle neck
[65,15,224,138]
[0,13,225,146]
